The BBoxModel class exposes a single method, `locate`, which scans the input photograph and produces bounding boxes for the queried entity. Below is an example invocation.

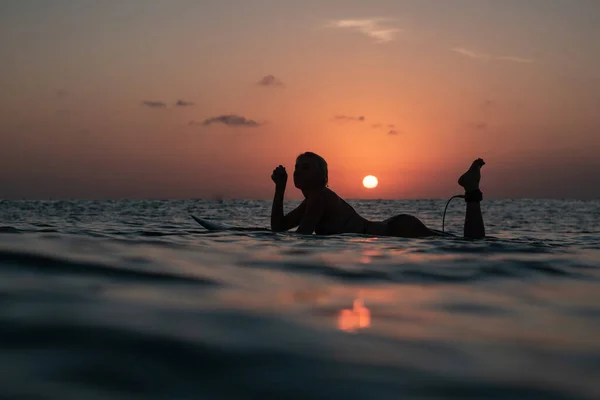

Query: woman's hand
[271,165,288,188]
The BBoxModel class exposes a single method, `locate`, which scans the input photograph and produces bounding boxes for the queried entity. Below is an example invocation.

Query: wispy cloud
[372,122,399,133]
[334,115,365,122]
[452,48,534,64]
[325,18,402,43]
[175,100,194,107]
[257,75,284,87]
[141,100,167,108]
[56,89,68,98]
[201,114,263,127]
[474,122,488,130]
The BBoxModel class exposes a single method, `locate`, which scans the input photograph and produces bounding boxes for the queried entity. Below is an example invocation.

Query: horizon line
[1,197,598,201]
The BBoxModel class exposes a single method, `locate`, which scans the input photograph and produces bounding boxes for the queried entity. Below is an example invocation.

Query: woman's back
[314,188,368,235]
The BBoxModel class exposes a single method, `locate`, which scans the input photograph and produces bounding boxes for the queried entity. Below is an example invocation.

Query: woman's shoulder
[304,187,339,203]
[323,187,342,199]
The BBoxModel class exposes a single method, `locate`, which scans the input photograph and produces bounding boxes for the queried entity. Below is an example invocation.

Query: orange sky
[1,0,599,199]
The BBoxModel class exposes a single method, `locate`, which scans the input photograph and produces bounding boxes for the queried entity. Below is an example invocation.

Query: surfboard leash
[442,194,465,234]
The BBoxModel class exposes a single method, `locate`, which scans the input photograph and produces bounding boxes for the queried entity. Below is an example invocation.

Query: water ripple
[0,199,599,399]
[0,249,217,286]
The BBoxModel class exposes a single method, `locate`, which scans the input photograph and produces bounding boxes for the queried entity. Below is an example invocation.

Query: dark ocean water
[0,199,599,400]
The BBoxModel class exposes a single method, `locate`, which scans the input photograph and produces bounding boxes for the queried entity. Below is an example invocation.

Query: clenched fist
[271,165,287,188]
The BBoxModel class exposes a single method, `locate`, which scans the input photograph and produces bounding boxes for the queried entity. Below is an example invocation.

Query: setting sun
[363,175,378,189]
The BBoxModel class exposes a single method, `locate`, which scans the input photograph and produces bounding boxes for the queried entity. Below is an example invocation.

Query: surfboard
[191,215,271,232]
[191,215,457,236]
[191,215,229,231]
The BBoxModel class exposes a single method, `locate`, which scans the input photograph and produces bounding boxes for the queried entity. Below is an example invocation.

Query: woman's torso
[313,189,378,235]
[308,189,436,237]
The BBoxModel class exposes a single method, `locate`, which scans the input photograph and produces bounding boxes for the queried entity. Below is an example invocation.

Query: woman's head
[293,152,328,190]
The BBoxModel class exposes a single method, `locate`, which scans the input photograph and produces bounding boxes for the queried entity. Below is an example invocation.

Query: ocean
[1,199,599,399]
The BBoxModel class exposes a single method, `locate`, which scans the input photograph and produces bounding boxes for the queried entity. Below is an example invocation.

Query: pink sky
[1,0,599,199]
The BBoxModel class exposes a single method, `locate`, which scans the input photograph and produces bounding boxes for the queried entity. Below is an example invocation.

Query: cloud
[451,48,534,64]
[141,100,167,108]
[325,18,402,43]
[56,89,68,98]
[334,115,365,122]
[474,122,488,130]
[257,75,284,87]
[201,114,263,127]
[175,100,194,107]
[372,123,398,131]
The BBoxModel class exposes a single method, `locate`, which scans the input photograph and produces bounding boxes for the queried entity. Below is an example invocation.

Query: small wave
[0,226,21,234]
[243,259,395,282]
[102,230,194,237]
[33,228,60,233]
[561,306,600,319]
[32,223,56,228]
[0,250,218,286]
[421,237,567,255]
[139,230,186,237]
[431,302,511,316]
[242,254,594,284]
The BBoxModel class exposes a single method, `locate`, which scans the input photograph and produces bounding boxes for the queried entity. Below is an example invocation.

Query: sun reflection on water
[338,298,371,333]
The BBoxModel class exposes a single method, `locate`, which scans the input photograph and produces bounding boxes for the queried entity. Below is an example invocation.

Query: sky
[1,0,599,200]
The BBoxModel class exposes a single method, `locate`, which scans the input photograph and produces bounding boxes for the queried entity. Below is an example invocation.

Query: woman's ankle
[464,189,483,202]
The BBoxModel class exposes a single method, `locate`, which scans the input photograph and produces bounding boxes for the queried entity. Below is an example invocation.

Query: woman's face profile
[293,156,322,189]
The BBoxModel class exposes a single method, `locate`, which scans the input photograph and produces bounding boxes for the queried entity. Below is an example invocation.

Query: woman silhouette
[270,152,485,238]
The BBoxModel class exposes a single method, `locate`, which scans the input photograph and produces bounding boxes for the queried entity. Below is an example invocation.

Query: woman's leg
[458,158,486,239]
[373,158,486,239]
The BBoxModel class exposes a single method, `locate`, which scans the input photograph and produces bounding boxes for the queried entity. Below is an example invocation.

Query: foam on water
[1,199,599,399]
